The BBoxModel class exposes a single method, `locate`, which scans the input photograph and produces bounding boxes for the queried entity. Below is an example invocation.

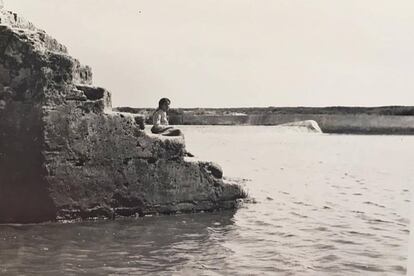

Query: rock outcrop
[0,9,246,223]
[278,120,323,133]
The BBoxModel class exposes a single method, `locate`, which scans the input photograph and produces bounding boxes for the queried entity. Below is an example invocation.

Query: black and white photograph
[0,0,413,275]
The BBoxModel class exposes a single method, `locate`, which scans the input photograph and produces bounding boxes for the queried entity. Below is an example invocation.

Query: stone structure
[0,9,246,223]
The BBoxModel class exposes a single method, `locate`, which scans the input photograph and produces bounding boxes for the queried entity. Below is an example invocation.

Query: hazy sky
[5,0,414,108]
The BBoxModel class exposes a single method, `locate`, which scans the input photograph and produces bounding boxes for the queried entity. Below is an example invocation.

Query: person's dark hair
[158,98,171,107]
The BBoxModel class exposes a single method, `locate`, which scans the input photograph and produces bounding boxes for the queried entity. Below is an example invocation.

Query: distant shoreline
[114,106,414,135]
[115,106,414,116]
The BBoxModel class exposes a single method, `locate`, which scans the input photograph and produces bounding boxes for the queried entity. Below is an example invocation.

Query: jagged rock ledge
[0,9,247,223]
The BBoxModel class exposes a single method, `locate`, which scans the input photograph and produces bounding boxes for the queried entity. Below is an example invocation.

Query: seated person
[151,98,183,136]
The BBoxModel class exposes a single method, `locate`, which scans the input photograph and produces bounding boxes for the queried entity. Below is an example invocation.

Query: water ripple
[1,126,412,275]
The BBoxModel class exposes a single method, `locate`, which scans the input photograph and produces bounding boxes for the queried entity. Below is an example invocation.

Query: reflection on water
[0,126,412,275]
[0,212,237,275]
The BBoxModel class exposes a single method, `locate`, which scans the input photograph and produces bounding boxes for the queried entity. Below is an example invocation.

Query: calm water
[1,126,412,275]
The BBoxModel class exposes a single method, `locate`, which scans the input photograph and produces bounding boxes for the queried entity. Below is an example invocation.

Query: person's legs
[161,128,183,137]
[151,125,183,137]
[151,126,173,134]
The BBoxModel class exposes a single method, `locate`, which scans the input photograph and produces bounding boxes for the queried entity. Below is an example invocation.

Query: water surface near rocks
[1,126,412,275]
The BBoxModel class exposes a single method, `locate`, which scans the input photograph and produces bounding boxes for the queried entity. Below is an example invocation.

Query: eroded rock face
[278,120,323,133]
[0,9,246,223]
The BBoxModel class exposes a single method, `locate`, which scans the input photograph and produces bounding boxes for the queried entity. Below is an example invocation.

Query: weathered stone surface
[0,9,246,223]
[279,120,323,133]
[205,162,224,179]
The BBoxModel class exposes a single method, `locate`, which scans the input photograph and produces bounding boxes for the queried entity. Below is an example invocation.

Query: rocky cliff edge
[0,9,246,223]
